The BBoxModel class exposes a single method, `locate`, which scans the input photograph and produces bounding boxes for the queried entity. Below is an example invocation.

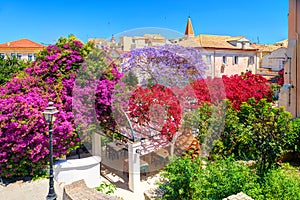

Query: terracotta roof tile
[179,34,256,50]
[275,39,288,47]
[0,38,44,48]
[250,43,282,52]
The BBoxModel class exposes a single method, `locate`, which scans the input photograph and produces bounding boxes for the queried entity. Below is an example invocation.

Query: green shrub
[94,181,116,195]
[238,99,293,175]
[288,118,300,153]
[160,156,260,200]
[211,100,254,160]
[159,157,300,200]
[248,164,300,200]
[0,56,29,85]
[185,98,295,175]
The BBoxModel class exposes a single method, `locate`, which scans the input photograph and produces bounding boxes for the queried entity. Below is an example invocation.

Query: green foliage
[160,156,259,200]
[212,100,254,160]
[183,102,215,144]
[122,71,138,89]
[238,99,293,176]
[256,164,300,200]
[270,83,281,101]
[289,118,300,153]
[94,181,116,195]
[31,170,48,181]
[183,101,226,157]
[185,98,294,175]
[159,156,300,200]
[0,56,30,85]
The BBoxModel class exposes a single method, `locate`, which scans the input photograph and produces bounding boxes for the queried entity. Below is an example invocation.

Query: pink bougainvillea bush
[0,35,94,178]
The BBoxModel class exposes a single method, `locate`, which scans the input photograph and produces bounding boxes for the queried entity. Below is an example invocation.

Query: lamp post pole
[43,102,59,200]
[46,122,56,200]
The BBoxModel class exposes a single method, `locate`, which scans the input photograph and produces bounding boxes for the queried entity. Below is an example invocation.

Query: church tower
[184,16,195,38]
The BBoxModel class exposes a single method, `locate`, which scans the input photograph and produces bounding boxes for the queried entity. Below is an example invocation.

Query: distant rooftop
[178,34,256,50]
[0,38,44,48]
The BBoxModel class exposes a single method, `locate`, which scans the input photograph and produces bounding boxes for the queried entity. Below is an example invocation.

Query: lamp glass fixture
[43,102,59,123]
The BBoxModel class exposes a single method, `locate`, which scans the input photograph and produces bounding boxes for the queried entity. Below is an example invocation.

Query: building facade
[0,38,44,61]
[279,0,300,117]
[261,47,287,72]
[89,34,171,52]
[177,17,258,78]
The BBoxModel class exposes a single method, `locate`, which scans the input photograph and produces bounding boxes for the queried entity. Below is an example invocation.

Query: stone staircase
[63,179,120,200]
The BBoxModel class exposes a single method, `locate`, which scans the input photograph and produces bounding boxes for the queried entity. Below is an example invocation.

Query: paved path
[0,173,162,200]
[0,178,64,200]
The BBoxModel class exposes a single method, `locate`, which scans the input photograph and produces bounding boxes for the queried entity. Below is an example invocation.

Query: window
[234,56,238,65]
[17,54,22,60]
[206,55,211,65]
[0,53,4,58]
[222,56,227,64]
[28,54,33,61]
[249,56,254,64]
[279,60,284,69]
[11,53,16,58]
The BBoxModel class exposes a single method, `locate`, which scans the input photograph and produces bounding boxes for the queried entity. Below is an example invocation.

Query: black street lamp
[43,102,59,200]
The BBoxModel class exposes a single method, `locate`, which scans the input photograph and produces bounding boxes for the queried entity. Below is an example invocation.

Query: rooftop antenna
[257,36,260,44]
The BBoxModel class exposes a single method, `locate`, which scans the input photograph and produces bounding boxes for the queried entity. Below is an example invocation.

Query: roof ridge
[0,38,44,48]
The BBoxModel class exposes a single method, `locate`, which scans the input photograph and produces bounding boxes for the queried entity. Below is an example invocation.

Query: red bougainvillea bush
[276,68,284,86]
[190,72,273,110]
[222,72,273,110]
[0,35,94,178]
[128,84,182,140]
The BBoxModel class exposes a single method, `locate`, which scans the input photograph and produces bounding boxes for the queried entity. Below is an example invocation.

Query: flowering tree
[0,35,93,178]
[189,72,273,110]
[73,49,123,137]
[222,72,273,110]
[117,44,214,140]
[128,85,182,140]
[121,44,207,87]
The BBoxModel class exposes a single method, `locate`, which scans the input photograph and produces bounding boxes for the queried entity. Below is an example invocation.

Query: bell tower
[184,16,195,38]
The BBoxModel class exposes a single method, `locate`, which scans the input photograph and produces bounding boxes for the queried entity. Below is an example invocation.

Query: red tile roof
[0,39,44,48]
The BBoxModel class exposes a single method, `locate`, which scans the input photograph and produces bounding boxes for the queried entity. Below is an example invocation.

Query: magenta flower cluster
[0,36,92,178]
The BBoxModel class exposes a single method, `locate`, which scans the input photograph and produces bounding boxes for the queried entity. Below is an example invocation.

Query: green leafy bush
[184,98,295,175]
[211,100,253,160]
[0,56,29,85]
[94,181,116,195]
[237,99,293,175]
[256,164,300,200]
[159,156,300,200]
[160,156,259,200]
[289,118,300,153]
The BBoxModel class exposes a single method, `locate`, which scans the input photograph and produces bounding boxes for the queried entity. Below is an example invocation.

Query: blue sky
[0,0,288,45]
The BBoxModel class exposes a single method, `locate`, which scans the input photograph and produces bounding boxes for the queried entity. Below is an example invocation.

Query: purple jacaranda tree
[120,44,208,88]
